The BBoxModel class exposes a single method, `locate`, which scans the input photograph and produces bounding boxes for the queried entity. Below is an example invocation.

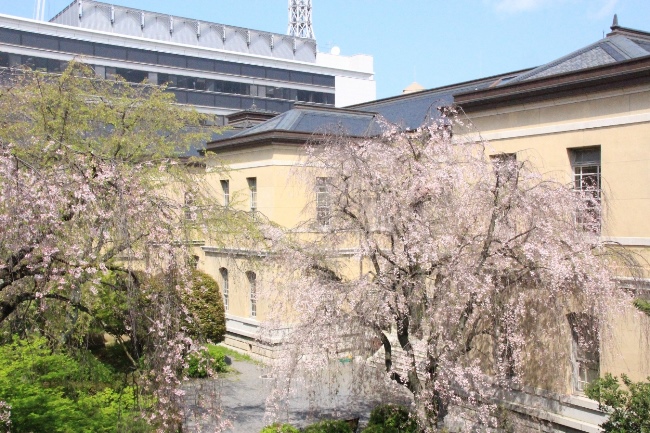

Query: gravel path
[182,357,410,432]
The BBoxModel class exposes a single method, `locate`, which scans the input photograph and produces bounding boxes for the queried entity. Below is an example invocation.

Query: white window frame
[567,312,600,394]
[316,177,330,225]
[247,271,256,318]
[220,268,229,311]
[247,177,257,212]
[570,147,601,233]
[220,180,230,206]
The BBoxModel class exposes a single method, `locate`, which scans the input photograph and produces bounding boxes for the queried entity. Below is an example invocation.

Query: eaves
[455,56,650,112]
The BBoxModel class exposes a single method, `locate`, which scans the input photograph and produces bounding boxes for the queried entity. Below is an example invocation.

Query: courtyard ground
[183,354,410,432]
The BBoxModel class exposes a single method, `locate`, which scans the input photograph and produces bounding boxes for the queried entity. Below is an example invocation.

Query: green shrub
[362,404,418,433]
[302,419,353,433]
[0,336,148,433]
[185,270,226,343]
[585,373,650,432]
[259,423,300,433]
[186,346,228,378]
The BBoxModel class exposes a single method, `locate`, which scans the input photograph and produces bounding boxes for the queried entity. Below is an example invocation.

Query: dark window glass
[23,56,47,71]
[59,39,94,55]
[171,90,188,104]
[116,68,147,83]
[266,99,291,112]
[325,93,335,105]
[47,58,66,73]
[0,28,21,45]
[290,71,312,84]
[285,88,297,101]
[214,60,240,75]
[0,52,9,68]
[297,90,311,103]
[312,92,325,104]
[158,73,178,86]
[265,86,280,98]
[187,92,215,107]
[187,57,213,72]
[95,44,127,60]
[22,33,59,51]
[127,49,157,64]
[266,67,290,81]
[240,96,258,109]
[176,76,190,89]
[214,94,241,109]
[241,64,265,78]
[313,74,335,87]
[194,78,207,91]
[158,53,186,68]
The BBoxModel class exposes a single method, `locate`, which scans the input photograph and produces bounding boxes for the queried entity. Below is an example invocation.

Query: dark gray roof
[505,26,650,85]
[218,105,382,139]
[208,20,650,146]
[348,75,515,130]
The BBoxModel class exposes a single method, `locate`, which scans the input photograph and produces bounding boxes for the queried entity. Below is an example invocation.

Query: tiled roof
[505,24,650,85]
[349,74,514,130]
[208,18,650,147]
[217,105,381,140]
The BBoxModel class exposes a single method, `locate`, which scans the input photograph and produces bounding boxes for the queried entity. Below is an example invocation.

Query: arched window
[567,312,599,393]
[246,271,256,318]
[219,268,229,311]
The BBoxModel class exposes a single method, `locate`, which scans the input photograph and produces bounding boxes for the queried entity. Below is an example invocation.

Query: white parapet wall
[317,51,376,107]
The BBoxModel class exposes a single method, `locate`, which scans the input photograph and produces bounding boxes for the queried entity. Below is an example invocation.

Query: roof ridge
[506,39,611,85]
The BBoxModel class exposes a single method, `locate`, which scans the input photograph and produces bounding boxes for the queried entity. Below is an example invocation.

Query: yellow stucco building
[199,19,650,432]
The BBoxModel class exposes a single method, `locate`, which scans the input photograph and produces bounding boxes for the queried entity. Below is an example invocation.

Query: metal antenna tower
[33,0,46,21]
[287,0,314,39]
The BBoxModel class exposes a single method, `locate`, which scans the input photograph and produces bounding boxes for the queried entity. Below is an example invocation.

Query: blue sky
[1,0,650,99]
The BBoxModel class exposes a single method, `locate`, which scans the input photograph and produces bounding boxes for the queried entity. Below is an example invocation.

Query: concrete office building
[0,0,375,125]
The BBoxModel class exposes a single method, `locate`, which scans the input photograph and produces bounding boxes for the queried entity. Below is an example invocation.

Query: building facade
[0,0,376,125]
[202,19,650,432]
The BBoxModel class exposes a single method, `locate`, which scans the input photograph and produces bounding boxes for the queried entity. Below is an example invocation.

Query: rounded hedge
[302,419,353,433]
[259,423,300,433]
[362,404,418,433]
[184,270,226,343]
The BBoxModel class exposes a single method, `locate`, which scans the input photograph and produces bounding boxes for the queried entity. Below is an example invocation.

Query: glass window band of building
[156,72,335,105]
[0,53,334,110]
[0,27,335,88]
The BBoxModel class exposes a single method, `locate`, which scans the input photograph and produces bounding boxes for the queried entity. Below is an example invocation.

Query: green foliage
[259,423,300,433]
[633,298,650,317]
[302,419,353,433]
[208,343,257,363]
[0,336,150,433]
[362,404,418,433]
[185,345,229,378]
[1,61,209,163]
[585,373,650,432]
[184,270,227,343]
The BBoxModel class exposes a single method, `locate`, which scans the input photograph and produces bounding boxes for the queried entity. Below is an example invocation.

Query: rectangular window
[490,153,517,188]
[316,177,330,225]
[247,177,257,212]
[220,180,230,206]
[567,313,600,393]
[220,268,229,312]
[184,191,195,220]
[570,147,601,232]
[247,272,257,318]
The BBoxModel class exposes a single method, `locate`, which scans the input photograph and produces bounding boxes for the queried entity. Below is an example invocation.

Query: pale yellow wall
[206,145,313,228]
[461,83,650,389]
